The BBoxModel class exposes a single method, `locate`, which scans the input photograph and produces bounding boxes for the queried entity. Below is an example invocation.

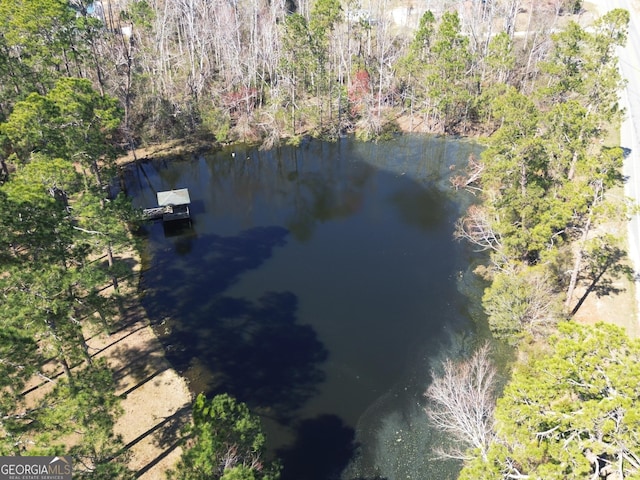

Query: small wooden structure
[143,188,191,222]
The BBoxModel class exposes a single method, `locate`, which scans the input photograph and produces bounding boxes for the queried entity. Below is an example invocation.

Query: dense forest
[0,0,597,148]
[0,0,639,478]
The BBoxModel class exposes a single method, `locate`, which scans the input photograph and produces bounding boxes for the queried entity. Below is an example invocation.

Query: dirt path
[569,202,640,338]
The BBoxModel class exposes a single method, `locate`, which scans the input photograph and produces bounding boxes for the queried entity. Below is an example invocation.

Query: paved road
[603,0,640,325]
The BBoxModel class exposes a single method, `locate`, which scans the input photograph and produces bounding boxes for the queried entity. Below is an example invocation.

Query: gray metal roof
[157,188,191,206]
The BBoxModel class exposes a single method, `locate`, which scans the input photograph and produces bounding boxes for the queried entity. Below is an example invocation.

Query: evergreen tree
[426,11,474,131]
[0,0,80,98]
[1,77,122,186]
[460,322,640,480]
[168,393,279,480]
[456,9,629,336]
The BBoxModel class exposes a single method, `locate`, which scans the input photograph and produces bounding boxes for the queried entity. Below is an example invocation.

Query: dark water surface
[125,135,484,480]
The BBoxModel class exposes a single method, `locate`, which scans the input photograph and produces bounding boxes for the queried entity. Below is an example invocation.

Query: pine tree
[460,322,640,480]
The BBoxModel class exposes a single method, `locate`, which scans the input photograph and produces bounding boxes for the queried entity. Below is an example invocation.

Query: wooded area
[0,0,637,478]
[427,322,640,479]
[0,0,594,149]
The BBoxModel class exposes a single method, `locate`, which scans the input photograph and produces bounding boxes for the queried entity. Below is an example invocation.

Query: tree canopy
[455,8,630,341]
[459,322,640,480]
[0,2,634,478]
[169,393,279,480]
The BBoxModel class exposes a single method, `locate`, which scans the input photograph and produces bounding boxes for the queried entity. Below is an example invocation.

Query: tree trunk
[567,129,585,181]
[565,213,592,313]
[60,355,73,383]
[0,157,9,182]
[107,243,119,292]
[91,159,103,189]
[79,335,93,366]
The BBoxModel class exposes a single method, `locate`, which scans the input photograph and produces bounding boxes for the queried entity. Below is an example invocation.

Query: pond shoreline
[114,112,486,167]
[122,135,485,479]
[114,122,637,479]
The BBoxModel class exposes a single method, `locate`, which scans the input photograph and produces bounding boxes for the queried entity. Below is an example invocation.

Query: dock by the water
[142,205,190,221]
[143,188,191,222]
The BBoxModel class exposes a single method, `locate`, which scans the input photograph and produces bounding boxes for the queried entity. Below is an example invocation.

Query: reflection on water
[125,135,484,480]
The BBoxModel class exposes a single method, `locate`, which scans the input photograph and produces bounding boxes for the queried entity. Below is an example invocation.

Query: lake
[124,134,486,480]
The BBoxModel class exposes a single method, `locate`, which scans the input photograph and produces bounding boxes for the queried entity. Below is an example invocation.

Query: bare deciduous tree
[454,204,502,254]
[450,153,484,193]
[424,342,497,461]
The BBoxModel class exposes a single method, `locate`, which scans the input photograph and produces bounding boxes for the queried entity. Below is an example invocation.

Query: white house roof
[157,188,191,206]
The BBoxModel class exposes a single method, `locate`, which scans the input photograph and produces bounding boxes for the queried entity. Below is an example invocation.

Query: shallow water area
[125,135,484,480]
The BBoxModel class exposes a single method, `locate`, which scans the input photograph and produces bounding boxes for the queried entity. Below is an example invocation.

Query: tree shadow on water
[139,225,328,419]
[167,291,328,422]
[170,292,327,423]
[140,225,290,319]
[277,414,357,480]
